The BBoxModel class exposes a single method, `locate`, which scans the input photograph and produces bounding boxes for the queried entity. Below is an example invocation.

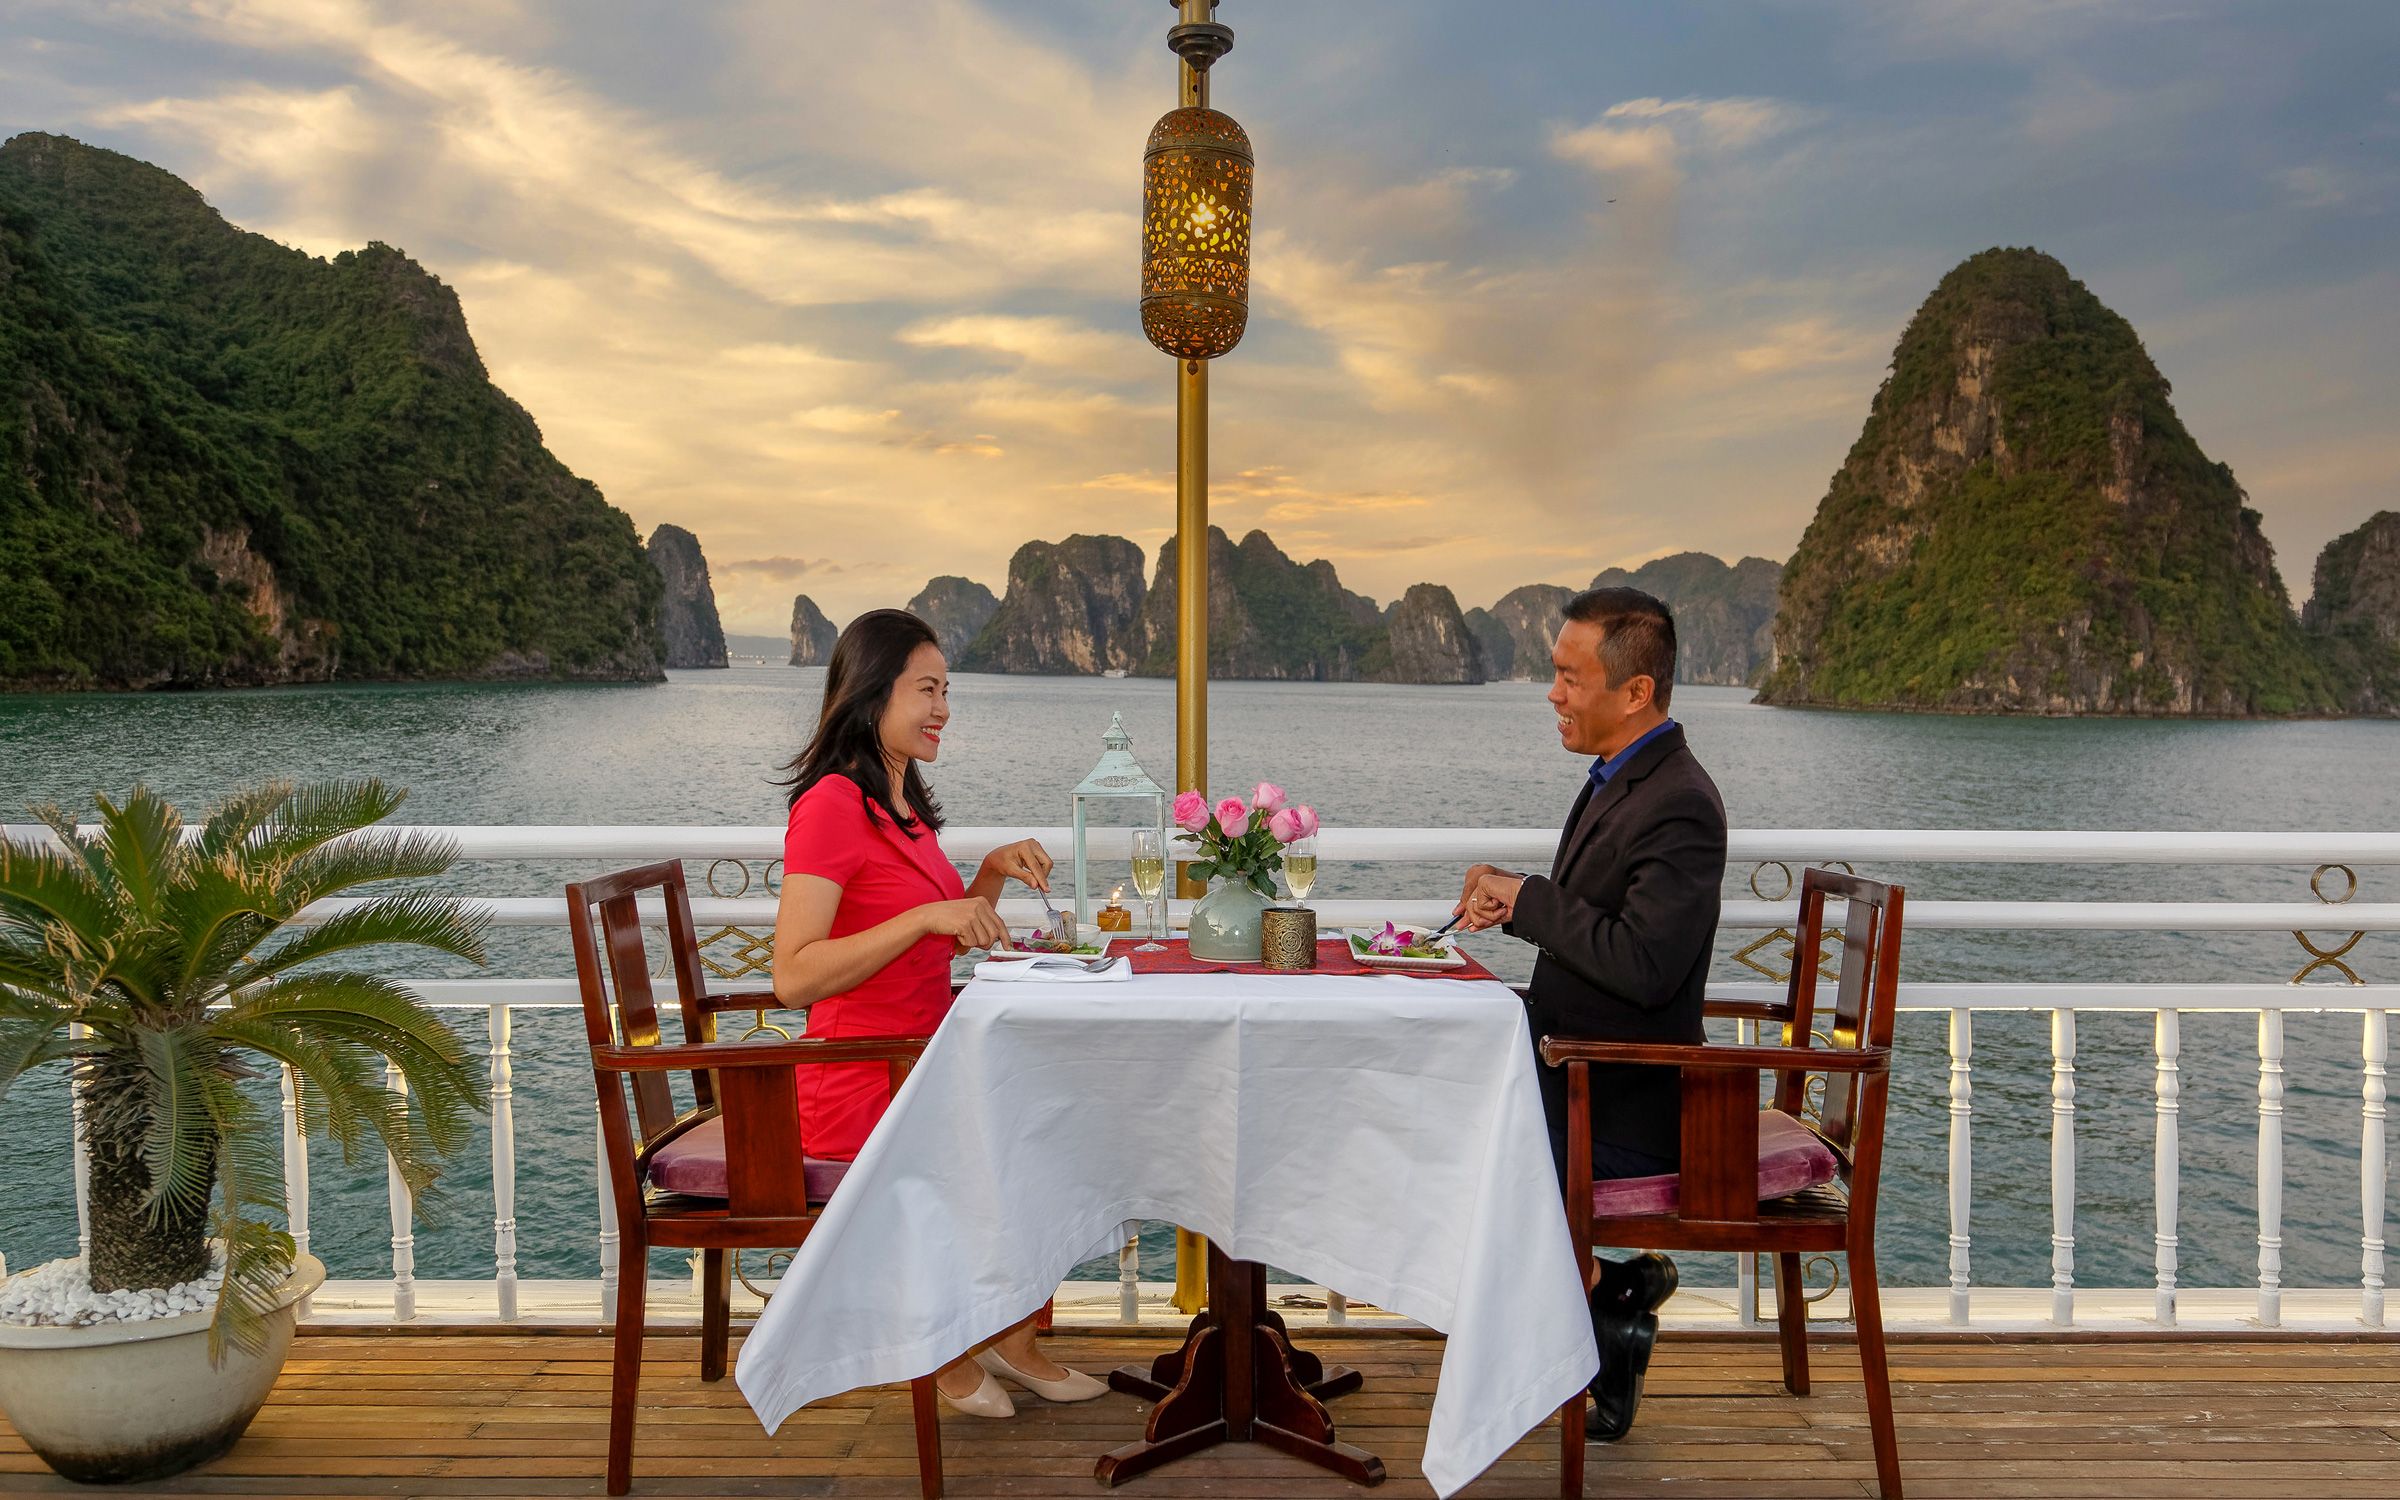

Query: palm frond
[0,999,76,1105]
[133,1025,224,1226]
[0,834,112,953]
[209,1021,384,1164]
[249,780,408,865]
[191,783,292,863]
[277,831,465,909]
[205,1088,292,1360]
[92,788,186,923]
[244,894,488,981]
[164,858,285,997]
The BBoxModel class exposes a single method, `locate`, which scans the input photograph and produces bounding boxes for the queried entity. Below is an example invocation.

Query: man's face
[1547,618,1656,758]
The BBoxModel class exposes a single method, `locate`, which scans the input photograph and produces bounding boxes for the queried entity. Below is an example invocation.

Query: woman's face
[877,641,950,767]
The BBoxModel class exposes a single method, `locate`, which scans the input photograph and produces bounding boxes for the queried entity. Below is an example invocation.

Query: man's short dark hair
[1561,587,1677,710]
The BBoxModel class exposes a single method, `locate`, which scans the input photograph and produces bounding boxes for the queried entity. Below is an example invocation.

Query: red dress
[783,775,965,1160]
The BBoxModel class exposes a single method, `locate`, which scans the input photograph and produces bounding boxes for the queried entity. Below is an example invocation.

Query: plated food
[1008,933,1115,958]
[1344,922,1467,970]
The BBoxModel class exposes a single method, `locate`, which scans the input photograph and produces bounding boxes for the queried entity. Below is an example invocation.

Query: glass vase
[1187,876,1268,962]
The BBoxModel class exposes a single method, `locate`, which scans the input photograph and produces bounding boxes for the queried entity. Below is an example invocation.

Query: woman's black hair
[779,609,946,837]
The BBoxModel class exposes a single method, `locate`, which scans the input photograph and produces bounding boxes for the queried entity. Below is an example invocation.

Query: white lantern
[1070,712,1169,924]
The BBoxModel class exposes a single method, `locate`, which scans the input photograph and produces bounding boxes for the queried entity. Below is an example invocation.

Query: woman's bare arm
[771,874,1007,1007]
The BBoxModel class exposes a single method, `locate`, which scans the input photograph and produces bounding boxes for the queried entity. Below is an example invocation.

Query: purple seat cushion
[1591,1109,1839,1218]
[645,1115,851,1204]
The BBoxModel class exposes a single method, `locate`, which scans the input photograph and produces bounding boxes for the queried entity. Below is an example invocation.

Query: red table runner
[1116,936,1501,982]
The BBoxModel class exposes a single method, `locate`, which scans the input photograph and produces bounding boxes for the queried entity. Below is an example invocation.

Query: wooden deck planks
[3,1332,2399,1497]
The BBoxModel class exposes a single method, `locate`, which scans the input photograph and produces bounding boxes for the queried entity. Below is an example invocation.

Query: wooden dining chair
[1539,866,1906,1500]
[568,860,942,1498]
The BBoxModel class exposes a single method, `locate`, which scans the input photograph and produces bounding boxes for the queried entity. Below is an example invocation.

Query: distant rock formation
[788,595,839,666]
[0,132,664,689]
[958,535,1149,674]
[906,576,1000,663]
[1139,529,1387,681]
[1589,554,1781,686]
[1760,247,2338,716]
[647,525,728,668]
[1384,584,1486,684]
[2305,511,2400,713]
[1463,607,1516,680]
[1484,584,1577,681]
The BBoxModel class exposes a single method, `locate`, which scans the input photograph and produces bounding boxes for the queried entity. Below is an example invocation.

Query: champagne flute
[1130,827,1168,952]
[1283,835,1317,905]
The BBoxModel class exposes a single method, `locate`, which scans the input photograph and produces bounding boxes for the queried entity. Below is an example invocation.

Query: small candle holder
[1260,906,1318,971]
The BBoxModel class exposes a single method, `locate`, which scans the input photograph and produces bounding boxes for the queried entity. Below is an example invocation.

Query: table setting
[736,935,1597,1495]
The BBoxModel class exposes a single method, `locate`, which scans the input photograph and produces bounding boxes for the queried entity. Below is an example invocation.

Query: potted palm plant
[0,781,488,1484]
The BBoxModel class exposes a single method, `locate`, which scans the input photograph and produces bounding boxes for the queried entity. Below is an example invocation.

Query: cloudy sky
[5,1,2395,633]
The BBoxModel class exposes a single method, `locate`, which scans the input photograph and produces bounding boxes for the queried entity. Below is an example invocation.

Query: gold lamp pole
[1141,0,1252,1316]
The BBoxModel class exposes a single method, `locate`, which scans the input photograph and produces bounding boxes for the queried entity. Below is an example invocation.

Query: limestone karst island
[3,136,2395,713]
[7,8,2400,1500]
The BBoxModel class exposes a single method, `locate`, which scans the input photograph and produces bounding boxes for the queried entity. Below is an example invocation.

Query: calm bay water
[2,668,2395,1294]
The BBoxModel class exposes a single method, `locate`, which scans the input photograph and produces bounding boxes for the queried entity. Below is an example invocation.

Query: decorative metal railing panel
[21,823,2399,1332]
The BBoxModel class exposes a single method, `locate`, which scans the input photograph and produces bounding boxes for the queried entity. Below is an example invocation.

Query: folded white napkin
[972,954,1133,983]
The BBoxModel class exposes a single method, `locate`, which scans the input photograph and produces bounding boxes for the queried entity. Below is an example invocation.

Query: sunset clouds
[4,1,2394,630]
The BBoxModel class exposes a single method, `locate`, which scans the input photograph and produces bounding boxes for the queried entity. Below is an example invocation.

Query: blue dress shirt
[1587,717,1677,790]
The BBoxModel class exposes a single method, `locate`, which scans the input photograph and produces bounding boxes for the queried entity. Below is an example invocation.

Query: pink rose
[1173,789,1211,832]
[1292,805,1320,839]
[1267,806,1305,844]
[1213,796,1250,835]
[1250,781,1286,813]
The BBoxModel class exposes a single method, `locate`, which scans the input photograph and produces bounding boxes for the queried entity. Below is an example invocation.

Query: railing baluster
[2153,1008,2180,1326]
[2258,1008,2285,1328]
[385,1060,416,1321]
[1737,1016,1762,1328]
[280,1063,314,1319]
[489,1004,519,1322]
[1118,1229,1139,1324]
[69,1021,90,1265]
[2050,1008,2076,1327]
[2366,1009,2389,1330]
[1947,1007,1972,1325]
[597,1097,621,1322]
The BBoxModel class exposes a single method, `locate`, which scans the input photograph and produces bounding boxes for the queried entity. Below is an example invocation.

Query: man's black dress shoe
[1586,1254,1677,1441]
[1594,1250,1679,1316]
[1586,1309,1657,1442]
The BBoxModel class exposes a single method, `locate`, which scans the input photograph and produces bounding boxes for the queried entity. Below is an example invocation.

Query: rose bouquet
[1172,782,1320,900]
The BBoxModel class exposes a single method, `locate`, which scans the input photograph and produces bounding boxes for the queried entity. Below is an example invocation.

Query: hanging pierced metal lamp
[1140,21,1251,359]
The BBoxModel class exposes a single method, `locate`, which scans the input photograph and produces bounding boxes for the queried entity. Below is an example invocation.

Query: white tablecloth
[735,971,1597,1497]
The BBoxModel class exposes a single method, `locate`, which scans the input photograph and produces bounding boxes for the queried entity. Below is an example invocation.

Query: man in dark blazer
[1454,585,1728,1441]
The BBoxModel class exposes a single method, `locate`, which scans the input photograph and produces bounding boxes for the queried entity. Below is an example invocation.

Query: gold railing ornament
[1140,102,1251,359]
[1733,862,1849,984]
[694,858,782,982]
[2293,862,2366,985]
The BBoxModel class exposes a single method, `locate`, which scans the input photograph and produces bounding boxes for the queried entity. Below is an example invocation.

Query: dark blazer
[1508,723,1727,1165]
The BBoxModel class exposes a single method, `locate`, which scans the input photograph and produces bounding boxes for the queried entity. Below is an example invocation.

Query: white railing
[26,824,2400,1333]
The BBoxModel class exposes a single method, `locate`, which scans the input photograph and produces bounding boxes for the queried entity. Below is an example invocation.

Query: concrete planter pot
[0,1254,324,1484]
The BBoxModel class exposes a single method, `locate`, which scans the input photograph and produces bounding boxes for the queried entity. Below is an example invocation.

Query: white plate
[1004,933,1116,959]
[1342,928,1467,970]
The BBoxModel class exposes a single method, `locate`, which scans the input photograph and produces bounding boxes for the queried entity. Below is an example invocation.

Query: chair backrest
[566,860,721,1160]
[1775,867,1904,1189]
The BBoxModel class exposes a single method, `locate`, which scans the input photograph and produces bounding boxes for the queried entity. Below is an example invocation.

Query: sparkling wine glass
[1282,835,1317,905]
[1130,827,1168,952]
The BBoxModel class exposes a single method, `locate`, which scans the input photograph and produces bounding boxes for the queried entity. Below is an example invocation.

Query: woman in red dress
[770,609,1106,1418]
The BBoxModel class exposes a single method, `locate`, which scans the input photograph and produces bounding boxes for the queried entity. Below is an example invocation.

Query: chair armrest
[1536,1037,1890,1073]
[1703,997,1792,1022]
[594,1035,932,1072]
[692,988,795,1015]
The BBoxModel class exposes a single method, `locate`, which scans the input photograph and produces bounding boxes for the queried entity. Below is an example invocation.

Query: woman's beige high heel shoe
[937,1366,1015,1418]
[974,1347,1109,1403]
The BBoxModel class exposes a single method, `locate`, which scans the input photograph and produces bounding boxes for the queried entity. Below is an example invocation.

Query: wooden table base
[1097,1246,1385,1488]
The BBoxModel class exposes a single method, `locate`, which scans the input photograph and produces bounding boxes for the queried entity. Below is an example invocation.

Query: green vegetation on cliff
[1762,247,2341,717]
[0,133,663,688]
